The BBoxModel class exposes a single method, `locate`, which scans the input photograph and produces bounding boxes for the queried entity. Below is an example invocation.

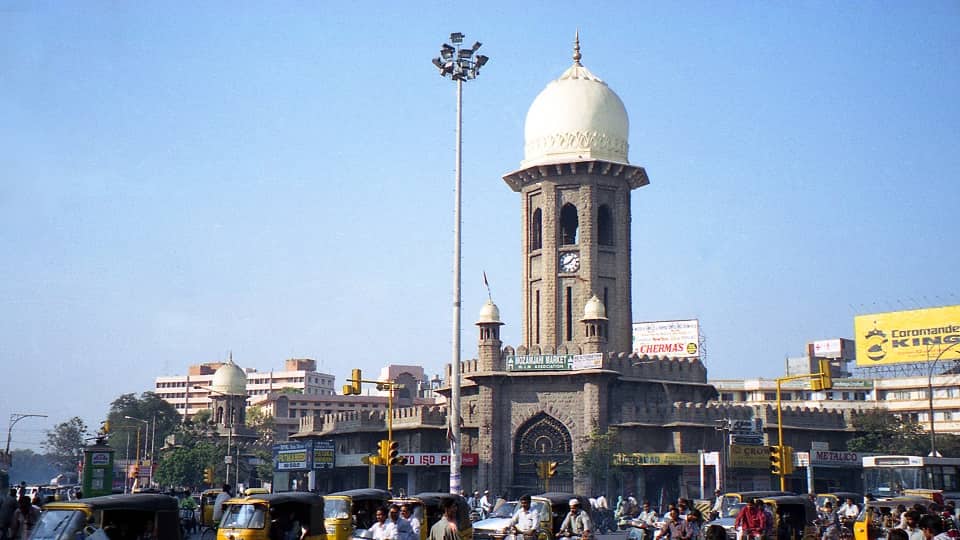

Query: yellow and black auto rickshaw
[533,493,593,540]
[720,491,795,516]
[324,488,393,540]
[217,491,326,540]
[390,492,473,540]
[852,496,937,540]
[758,495,819,540]
[200,488,224,528]
[30,493,182,540]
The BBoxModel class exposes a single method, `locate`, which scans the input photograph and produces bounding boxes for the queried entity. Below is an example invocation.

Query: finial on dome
[573,29,582,66]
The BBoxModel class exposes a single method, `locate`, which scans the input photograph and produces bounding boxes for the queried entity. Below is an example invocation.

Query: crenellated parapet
[445,348,708,384]
[753,403,848,430]
[612,400,845,432]
[308,405,449,436]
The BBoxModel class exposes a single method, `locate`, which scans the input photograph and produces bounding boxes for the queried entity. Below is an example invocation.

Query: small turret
[580,295,608,353]
[476,300,505,371]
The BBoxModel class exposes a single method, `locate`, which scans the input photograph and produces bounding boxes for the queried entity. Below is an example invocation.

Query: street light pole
[927,342,960,457]
[124,415,151,487]
[433,31,488,496]
[3,413,48,470]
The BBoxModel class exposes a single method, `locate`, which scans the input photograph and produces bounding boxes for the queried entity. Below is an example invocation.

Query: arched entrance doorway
[513,413,573,494]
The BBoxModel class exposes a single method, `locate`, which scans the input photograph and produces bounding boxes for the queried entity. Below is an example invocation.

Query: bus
[862,455,960,503]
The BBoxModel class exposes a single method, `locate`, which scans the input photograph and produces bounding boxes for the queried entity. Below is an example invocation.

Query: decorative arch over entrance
[513,412,574,493]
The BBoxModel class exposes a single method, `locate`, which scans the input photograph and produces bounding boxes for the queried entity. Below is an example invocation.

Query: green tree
[44,417,88,472]
[575,428,624,495]
[246,406,276,484]
[105,392,181,461]
[154,441,218,489]
[847,408,927,454]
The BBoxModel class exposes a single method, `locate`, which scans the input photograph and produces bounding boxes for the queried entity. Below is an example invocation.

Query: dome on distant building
[211,360,247,396]
[522,34,629,168]
[476,300,504,326]
[581,295,608,321]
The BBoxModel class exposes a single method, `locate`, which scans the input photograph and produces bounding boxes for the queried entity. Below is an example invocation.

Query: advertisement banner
[571,353,603,370]
[390,453,479,467]
[632,319,700,358]
[313,440,335,470]
[809,450,864,468]
[854,305,960,366]
[729,445,771,469]
[273,442,312,471]
[612,453,699,466]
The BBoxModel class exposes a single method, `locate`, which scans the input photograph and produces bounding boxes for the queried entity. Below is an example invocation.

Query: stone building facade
[294,40,853,498]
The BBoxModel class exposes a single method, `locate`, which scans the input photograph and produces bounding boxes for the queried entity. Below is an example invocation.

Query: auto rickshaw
[324,488,393,540]
[533,492,593,540]
[218,491,327,540]
[852,496,936,540]
[29,493,182,540]
[758,495,819,540]
[200,488,224,528]
[720,491,796,515]
[246,487,271,496]
[390,492,474,540]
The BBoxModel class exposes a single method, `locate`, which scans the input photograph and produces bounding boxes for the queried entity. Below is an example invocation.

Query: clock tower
[503,37,649,353]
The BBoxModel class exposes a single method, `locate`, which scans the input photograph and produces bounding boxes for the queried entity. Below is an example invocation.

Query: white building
[154,358,336,417]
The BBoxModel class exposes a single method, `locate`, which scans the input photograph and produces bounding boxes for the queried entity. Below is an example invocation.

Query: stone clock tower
[503,38,649,353]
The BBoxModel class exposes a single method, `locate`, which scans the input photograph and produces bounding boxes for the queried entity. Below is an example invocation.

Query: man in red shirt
[734,499,768,540]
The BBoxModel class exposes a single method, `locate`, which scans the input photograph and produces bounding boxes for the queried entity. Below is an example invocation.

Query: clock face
[559,251,580,273]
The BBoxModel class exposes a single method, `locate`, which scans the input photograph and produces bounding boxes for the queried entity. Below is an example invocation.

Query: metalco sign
[505,353,603,372]
[810,450,863,468]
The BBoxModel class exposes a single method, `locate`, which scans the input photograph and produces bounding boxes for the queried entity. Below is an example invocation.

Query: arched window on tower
[216,407,224,425]
[560,204,578,245]
[530,208,543,251]
[598,204,614,246]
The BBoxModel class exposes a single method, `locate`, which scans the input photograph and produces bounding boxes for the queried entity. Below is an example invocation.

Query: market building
[292,38,853,499]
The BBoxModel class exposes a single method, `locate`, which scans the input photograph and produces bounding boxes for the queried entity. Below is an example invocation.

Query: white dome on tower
[581,295,608,321]
[476,300,504,326]
[522,36,629,168]
[211,360,247,396]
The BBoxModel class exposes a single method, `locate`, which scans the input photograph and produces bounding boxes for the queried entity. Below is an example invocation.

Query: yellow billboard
[854,305,960,366]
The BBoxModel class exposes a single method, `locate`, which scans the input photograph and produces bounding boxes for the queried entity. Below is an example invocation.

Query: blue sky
[2,1,958,451]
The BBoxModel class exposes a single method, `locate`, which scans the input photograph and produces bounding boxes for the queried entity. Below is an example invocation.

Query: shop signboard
[810,450,866,468]
[506,354,607,372]
[273,442,312,471]
[313,440,335,470]
[729,445,771,469]
[612,453,699,466]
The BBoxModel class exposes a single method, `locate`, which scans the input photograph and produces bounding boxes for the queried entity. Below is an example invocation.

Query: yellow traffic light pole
[774,359,832,490]
[342,369,404,491]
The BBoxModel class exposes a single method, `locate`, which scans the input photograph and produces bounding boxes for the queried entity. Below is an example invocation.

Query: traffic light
[342,369,362,395]
[362,454,384,466]
[203,467,214,484]
[378,439,391,464]
[388,441,407,466]
[781,445,795,475]
[769,445,784,475]
[547,461,558,478]
[811,358,834,391]
[536,461,548,479]
[129,465,139,479]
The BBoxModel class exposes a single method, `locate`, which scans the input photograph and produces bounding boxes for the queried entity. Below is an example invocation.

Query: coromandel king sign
[506,353,603,372]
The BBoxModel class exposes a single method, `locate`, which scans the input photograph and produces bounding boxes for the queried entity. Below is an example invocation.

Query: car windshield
[221,503,266,529]
[725,503,746,519]
[31,509,86,540]
[490,502,518,518]
[325,499,351,520]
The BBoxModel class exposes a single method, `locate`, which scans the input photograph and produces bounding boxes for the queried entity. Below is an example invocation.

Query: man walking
[429,498,460,540]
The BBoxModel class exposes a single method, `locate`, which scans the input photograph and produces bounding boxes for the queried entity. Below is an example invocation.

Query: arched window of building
[598,204,614,246]
[560,204,578,245]
[530,208,543,250]
[216,407,224,425]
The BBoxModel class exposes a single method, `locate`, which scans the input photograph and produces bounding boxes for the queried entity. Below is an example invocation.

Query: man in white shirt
[400,505,420,540]
[480,491,493,516]
[369,507,397,540]
[212,484,233,523]
[838,498,860,521]
[511,495,540,539]
[626,500,658,540]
